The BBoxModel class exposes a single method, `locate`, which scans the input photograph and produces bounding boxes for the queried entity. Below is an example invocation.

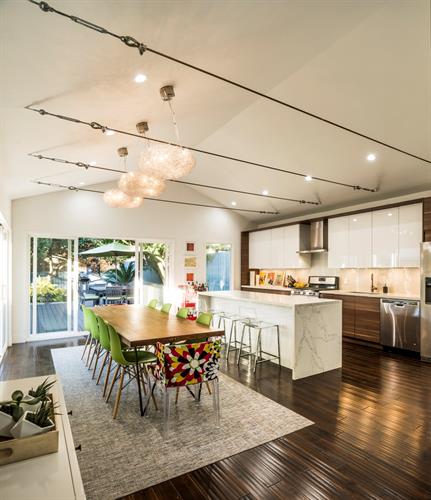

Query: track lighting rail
[26,0,431,165]
[28,153,320,205]
[26,107,377,193]
[31,180,280,215]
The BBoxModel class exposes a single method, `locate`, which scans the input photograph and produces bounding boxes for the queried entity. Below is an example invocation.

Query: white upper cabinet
[372,208,399,267]
[284,225,310,269]
[328,217,349,268]
[348,212,372,268]
[248,229,271,268]
[398,203,422,267]
[248,225,310,269]
[270,227,285,268]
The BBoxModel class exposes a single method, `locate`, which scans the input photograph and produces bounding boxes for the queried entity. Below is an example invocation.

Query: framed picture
[266,272,275,286]
[274,271,285,287]
[186,272,195,282]
[186,242,196,253]
[184,255,197,268]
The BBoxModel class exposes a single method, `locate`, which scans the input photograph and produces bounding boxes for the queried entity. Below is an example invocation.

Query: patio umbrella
[80,242,136,280]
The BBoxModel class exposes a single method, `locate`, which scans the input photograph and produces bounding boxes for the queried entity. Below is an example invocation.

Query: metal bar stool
[237,319,281,372]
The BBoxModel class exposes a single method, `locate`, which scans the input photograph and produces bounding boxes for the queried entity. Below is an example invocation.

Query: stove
[291,276,339,296]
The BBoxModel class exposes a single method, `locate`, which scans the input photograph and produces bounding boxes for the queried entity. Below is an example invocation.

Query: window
[205,244,232,291]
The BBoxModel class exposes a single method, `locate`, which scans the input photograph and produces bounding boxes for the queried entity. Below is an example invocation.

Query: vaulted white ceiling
[0,0,430,222]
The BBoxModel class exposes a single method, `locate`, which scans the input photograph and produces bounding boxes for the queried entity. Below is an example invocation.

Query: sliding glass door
[138,241,170,306]
[0,224,9,357]
[29,236,77,336]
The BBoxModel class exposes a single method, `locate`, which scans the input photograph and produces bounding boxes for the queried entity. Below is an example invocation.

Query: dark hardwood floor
[1,339,430,499]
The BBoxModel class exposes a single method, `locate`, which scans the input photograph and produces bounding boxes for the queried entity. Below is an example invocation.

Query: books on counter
[258,271,285,286]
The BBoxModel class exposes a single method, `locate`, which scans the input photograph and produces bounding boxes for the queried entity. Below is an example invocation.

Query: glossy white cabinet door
[348,212,372,268]
[271,227,285,268]
[284,225,310,268]
[249,229,272,268]
[328,217,349,268]
[398,203,422,267]
[372,208,399,267]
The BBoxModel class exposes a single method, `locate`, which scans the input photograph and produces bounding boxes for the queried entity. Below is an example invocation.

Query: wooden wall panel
[424,197,431,242]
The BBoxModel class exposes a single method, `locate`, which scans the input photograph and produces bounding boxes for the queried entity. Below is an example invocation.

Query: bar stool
[237,319,281,372]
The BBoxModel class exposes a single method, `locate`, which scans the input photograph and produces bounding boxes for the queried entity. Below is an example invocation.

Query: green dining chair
[196,311,213,327]
[106,323,158,419]
[95,316,114,397]
[148,299,158,309]
[81,305,93,361]
[161,303,172,314]
[87,309,101,369]
[176,307,189,319]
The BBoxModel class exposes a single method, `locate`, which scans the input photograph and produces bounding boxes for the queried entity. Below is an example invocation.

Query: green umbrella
[80,242,136,281]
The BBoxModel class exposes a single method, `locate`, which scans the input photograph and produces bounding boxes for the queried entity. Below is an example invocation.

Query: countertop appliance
[380,298,420,352]
[421,242,431,362]
[291,276,339,296]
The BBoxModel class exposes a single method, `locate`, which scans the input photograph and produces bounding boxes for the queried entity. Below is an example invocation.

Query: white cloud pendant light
[118,170,166,197]
[138,146,195,180]
[103,189,143,208]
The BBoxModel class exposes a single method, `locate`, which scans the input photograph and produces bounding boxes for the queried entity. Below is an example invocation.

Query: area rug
[51,346,312,500]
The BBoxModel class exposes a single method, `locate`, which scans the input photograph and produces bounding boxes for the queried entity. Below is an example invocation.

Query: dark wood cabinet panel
[424,197,431,242]
[354,296,380,343]
[320,293,380,343]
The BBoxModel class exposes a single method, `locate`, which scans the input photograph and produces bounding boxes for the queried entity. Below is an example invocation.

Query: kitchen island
[198,290,342,380]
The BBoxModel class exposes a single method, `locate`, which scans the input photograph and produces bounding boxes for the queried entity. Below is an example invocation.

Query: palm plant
[104,262,135,285]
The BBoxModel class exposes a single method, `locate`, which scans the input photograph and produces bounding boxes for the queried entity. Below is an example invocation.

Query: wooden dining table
[91,305,224,415]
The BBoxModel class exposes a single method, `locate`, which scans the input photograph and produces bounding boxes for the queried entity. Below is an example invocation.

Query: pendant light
[118,122,166,197]
[103,147,143,208]
[138,85,195,180]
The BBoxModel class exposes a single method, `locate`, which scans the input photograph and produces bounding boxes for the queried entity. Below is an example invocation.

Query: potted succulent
[0,390,41,437]
[21,378,56,412]
[10,399,57,439]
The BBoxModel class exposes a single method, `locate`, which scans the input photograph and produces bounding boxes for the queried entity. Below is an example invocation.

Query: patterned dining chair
[154,339,221,437]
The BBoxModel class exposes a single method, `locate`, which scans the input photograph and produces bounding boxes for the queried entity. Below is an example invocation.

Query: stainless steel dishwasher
[380,299,420,352]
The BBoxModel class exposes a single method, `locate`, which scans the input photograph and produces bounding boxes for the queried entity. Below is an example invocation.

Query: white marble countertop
[320,290,420,301]
[199,290,338,307]
[241,285,291,291]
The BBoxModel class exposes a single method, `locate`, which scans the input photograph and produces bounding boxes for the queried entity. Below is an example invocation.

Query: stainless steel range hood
[297,220,328,254]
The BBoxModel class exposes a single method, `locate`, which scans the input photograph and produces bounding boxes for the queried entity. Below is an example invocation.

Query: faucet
[370,273,378,293]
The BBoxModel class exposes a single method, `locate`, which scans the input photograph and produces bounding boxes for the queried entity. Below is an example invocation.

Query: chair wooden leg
[205,381,212,395]
[175,386,180,404]
[106,364,120,402]
[113,366,125,419]
[81,334,90,360]
[86,337,94,367]
[96,351,109,385]
[88,340,98,370]
[103,356,113,398]
[92,344,101,379]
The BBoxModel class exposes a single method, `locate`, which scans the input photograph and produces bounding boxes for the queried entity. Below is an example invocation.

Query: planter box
[0,396,59,466]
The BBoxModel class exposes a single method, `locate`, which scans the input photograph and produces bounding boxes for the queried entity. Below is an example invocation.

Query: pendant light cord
[25,0,431,166]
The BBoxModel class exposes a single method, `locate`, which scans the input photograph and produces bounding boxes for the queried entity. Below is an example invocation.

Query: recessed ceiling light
[388,212,393,217]
[305,175,313,182]
[134,73,147,83]
[105,129,115,136]
[367,153,376,162]
[79,182,85,186]
[89,161,97,166]
[262,189,269,196]
[353,218,357,222]
[231,201,237,206]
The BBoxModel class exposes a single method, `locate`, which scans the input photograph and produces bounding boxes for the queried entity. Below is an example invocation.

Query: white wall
[11,182,249,343]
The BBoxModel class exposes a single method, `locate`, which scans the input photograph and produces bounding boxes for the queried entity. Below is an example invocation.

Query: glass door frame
[135,238,175,306]
[204,241,234,292]
[0,220,11,360]
[28,234,80,341]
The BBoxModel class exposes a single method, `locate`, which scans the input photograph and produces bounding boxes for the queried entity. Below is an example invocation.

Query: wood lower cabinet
[320,293,380,344]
